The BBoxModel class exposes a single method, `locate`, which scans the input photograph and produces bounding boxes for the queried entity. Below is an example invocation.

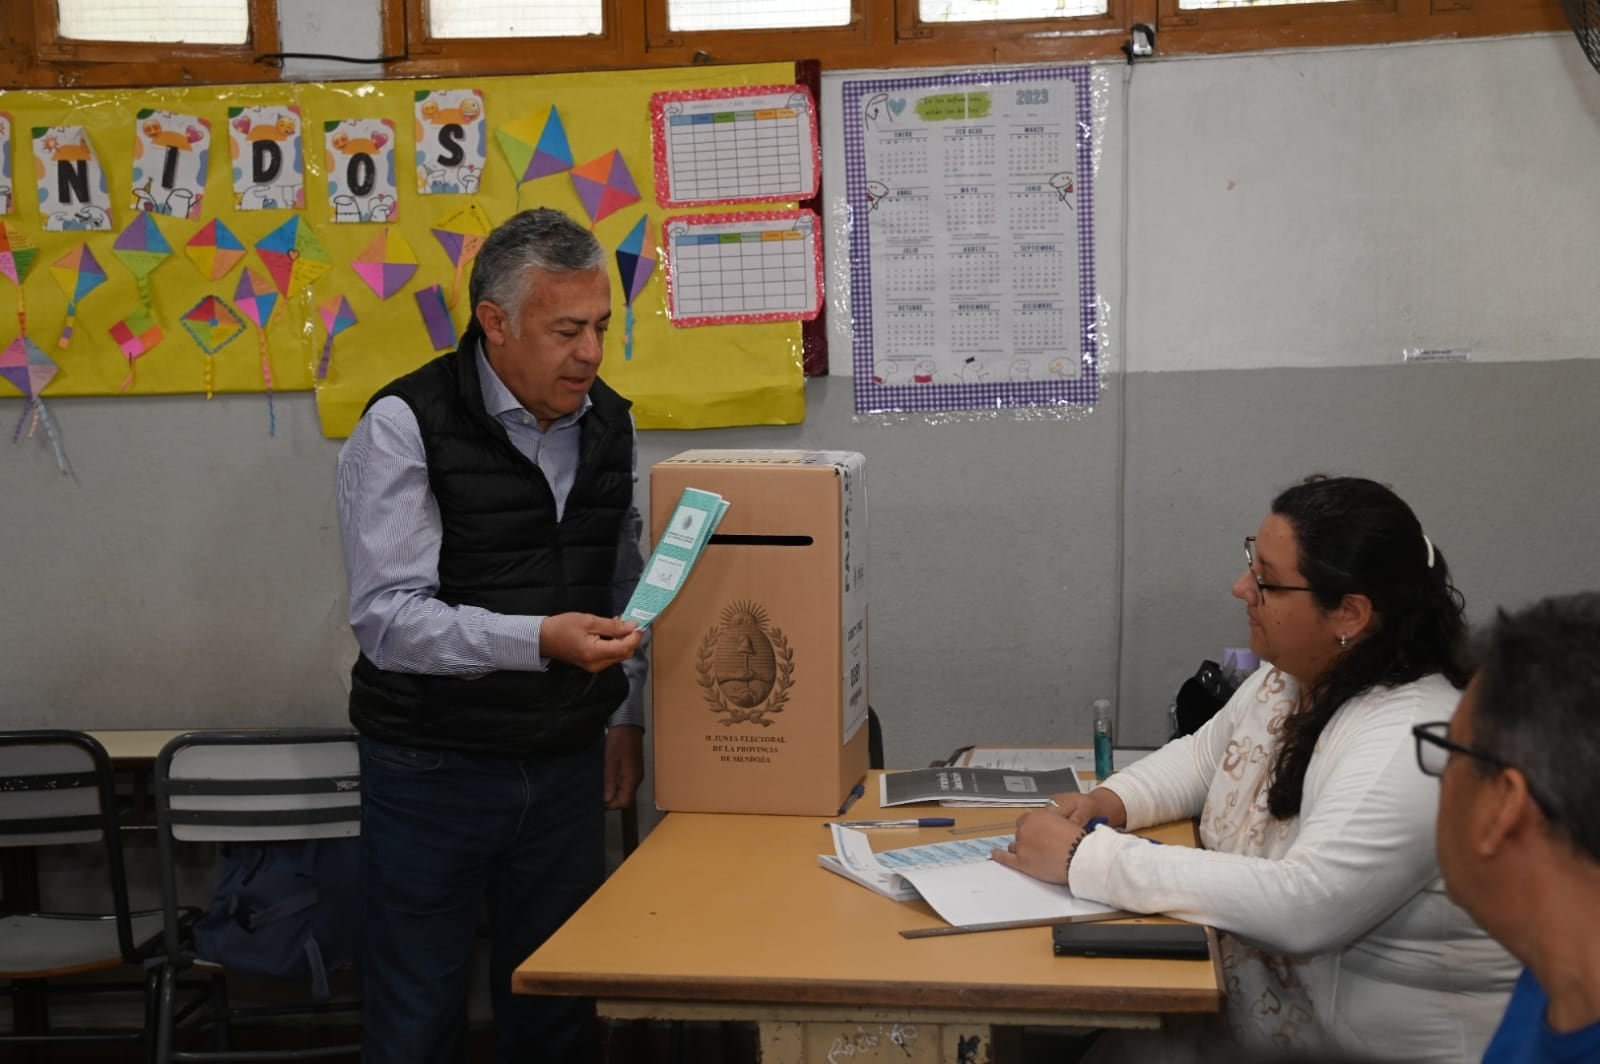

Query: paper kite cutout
[0,222,38,334]
[431,203,492,307]
[185,218,247,281]
[109,309,164,390]
[353,227,418,300]
[496,106,573,185]
[234,267,280,330]
[615,215,657,363]
[182,295,245,353]
[181,295,247,398]
[414,283,455,352]
[112,212,174,310]
[316,294,358,380]
[0,336,69,474]
[235,268,282,435]
[50,243,108,350]
[570,150,641,228]
[255,216,332,297]
[0,222,38,289]
[1,334,57,404]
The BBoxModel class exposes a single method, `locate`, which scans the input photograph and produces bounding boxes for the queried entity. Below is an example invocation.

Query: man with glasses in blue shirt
[1415,592,1600,1064]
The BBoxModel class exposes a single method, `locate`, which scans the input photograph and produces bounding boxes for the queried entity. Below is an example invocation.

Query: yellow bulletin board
[0,64,806,437]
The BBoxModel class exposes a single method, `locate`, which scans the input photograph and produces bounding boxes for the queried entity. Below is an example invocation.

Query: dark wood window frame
[9,0,284,87]
[6,0,1564,86]
[382,0,1566,77]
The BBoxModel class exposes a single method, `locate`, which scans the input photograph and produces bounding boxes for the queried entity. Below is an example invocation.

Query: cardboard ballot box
[650,450,869,815]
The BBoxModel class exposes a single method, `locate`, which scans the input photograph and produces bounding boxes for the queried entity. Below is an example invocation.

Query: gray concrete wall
[4,24,1600,829]
[5,362,1597,764]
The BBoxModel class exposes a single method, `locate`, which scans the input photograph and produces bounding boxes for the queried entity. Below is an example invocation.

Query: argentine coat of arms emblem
[695,601,794,727]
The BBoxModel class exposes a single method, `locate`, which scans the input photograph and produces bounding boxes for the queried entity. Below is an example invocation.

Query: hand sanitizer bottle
[1092,699,1115,782]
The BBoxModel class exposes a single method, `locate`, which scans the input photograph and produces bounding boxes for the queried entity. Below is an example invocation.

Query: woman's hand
[1045,787,1128,828]
[991,809,1088,885]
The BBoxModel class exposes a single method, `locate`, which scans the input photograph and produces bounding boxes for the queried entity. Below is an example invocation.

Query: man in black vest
[335,208,647,1064]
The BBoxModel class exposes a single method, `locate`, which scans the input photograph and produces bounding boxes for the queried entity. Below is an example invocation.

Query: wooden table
[514,771,1220,1063]
[86,728,190,763]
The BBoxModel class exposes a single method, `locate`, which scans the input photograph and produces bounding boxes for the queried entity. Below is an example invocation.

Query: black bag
[1172,659,1237,737]
[191,837,360,1001]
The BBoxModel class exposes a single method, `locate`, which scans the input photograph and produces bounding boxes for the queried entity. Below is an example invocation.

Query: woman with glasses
[996,475,1516,1061]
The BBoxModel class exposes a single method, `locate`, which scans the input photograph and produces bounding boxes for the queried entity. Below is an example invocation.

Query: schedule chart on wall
[664,210,823,326]
[652,86,821,207]
[843,68,1100,414]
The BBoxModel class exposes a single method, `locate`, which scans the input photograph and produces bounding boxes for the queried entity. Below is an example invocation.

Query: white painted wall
[4,13,1599,773]
[823,35,1600,375]
[13,16,1600,1034]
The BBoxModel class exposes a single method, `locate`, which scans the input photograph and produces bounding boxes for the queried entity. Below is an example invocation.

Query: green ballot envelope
[622,488,729,628]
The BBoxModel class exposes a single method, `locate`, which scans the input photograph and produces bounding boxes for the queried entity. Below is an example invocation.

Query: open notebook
[818,824,1122,929]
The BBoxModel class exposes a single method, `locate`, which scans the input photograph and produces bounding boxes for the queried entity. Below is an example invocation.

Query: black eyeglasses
[1411,721,1559,822]
[1244,537,1315,597]
[1412,721,1507,777]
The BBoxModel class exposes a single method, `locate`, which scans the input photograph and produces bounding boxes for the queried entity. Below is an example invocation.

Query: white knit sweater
[1070,666,1517,1061]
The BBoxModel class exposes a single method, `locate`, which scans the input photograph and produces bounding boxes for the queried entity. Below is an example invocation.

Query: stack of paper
[879,766,1082,808]
[818,825,1122,928]
[622,488,729,628]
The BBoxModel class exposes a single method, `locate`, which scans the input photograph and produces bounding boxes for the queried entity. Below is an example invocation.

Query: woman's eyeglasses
[1244,536,1315,597]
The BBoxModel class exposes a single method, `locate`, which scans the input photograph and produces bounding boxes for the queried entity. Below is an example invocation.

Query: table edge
[511,969,1222,1015]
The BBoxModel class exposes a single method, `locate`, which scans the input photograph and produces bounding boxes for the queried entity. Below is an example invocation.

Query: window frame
[382,0,1564,75]
[388,0,629,76]
[641,0,874,63]
[25,0,283,85]
[1157,0,1396,32]
[1154,0,1566,54]
[895,0,1129,50]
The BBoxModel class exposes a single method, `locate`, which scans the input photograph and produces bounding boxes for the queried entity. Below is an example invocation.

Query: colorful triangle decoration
[570,150,641,227]
[528,107,574,180]
[353,227,419,300]
[186,218,248,282]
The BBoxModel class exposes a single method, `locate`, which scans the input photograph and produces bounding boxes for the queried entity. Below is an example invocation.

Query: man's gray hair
[470,208,606,328]
[1471,591,1600,864]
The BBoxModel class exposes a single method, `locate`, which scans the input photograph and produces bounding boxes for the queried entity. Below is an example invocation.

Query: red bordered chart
[663,209,822,327]
[651,86,820,208]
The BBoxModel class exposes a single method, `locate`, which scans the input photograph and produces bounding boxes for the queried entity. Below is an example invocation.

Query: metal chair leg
[143,965,162,1064]
[156,963,178,1064]
[212,972,231,1051]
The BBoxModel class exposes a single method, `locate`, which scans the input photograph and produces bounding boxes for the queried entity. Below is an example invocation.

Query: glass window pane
[57,0,249,44]
[668,0,852,31]
[1177,0,1353,8]
[919,0,1107,21]
[429,0,603,38]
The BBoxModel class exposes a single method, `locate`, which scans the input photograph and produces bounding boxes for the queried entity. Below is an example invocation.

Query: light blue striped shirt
[335,348,647,730]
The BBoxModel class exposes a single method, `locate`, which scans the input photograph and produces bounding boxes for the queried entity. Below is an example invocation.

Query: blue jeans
[358,737,604,1064]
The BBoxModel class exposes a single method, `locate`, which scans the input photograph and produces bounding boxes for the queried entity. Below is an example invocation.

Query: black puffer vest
[348,323,634,756]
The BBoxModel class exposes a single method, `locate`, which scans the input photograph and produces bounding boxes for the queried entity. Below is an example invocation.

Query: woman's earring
[1338,634,1349,649]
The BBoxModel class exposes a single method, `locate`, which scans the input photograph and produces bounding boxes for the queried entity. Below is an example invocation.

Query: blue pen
[836,782,865,817]
[825,818,956,829]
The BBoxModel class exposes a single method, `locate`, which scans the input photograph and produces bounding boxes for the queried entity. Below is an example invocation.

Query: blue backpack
[192,837,360,1001]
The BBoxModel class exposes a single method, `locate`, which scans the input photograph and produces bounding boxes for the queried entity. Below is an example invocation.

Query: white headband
[1423,534,1435,570]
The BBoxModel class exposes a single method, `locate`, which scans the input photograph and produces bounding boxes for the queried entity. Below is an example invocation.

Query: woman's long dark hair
[1266,476,1470,819]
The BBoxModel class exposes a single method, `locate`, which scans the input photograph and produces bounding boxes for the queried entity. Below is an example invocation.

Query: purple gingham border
[843,67,1099,416]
